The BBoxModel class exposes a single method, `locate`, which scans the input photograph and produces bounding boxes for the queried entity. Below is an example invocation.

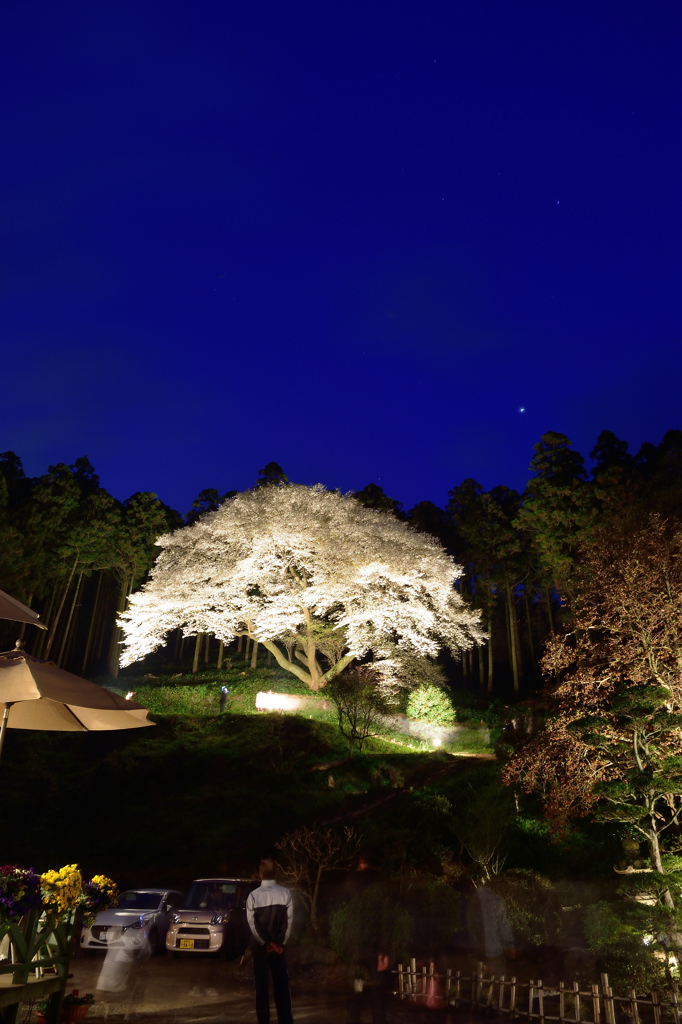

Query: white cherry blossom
[119,484,484,690]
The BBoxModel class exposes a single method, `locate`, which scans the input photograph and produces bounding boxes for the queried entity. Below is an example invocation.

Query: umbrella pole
[0,702,14,762]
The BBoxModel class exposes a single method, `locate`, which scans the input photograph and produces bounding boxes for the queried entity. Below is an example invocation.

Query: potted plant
[61,990,95,1023]
[36,990,95,1023]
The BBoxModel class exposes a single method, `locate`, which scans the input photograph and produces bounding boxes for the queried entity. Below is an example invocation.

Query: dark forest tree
[504,515,682,882]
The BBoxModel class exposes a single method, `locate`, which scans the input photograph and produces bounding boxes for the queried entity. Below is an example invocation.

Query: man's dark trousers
[252,946,294,1024]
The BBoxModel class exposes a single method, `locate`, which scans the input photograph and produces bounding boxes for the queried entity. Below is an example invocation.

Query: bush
[406,685,456,726]
[330,882,413,969]
[402,877,461,950]
[486,869,562,948]
[326,668,393,757]
[582,899,671,992]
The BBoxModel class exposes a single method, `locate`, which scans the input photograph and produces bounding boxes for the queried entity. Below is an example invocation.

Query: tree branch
[260,640,313,686]
[320,653,356,686]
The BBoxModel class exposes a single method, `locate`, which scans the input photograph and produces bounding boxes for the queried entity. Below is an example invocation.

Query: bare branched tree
[325,667,393,757]
[275,824,361,932]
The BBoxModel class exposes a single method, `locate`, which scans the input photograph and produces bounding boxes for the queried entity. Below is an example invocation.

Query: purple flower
[0,865,41,922]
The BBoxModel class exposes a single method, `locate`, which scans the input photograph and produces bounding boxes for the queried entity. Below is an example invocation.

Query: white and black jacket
[246,880,293,947]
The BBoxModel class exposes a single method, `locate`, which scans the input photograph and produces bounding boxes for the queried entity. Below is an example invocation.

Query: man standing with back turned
[246,857,294,1024]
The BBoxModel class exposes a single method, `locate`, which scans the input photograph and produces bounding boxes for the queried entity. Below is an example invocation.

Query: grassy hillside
[2,669,468,888]
[3,660,616,914]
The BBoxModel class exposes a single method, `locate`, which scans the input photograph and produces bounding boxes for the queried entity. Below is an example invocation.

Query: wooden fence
[395,960,682,1024]
[0,909,78,1024]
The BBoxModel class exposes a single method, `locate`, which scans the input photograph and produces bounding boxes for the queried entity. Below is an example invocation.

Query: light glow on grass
[256,690,304,712]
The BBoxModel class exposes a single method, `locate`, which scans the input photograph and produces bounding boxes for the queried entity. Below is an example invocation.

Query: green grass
[105,662,495,755]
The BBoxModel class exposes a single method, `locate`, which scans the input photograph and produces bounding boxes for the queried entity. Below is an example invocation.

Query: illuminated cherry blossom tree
[119,484,484,690]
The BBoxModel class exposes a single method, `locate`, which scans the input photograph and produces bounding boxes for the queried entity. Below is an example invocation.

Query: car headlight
[210,914,227,925]
[124,915,151,932]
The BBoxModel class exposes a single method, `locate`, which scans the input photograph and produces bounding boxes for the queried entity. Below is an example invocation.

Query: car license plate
[180,939,195,949]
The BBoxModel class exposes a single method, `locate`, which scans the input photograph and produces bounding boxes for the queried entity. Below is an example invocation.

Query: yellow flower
[40,864,82,917]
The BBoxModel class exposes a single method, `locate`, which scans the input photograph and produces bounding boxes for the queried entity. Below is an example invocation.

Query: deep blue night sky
[2,2,681,514]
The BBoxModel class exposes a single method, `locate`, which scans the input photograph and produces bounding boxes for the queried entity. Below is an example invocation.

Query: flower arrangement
[78,874,118,927]
[40,864,83,919]
[0,865,41,924]
[1,864,118,930]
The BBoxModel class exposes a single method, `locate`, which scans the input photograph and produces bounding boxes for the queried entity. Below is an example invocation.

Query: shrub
[486,869,562,948]
[402,877,461,949]
[330,882,413,969]
[406,685,456,726]
[326,668,393,757]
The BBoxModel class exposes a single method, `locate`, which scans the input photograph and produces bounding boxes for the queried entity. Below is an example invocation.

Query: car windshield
[116,891,162,911]
[185,882,237,912]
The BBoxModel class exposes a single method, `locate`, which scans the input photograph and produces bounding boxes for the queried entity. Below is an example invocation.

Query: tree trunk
[487,615,494,695]
[302,611,323,689]
[524,591,537,672]
[250,640,259,669]
[237,635,243,654]
[504,594,512,672]
[17,594,33,641]
[204,633,210,664]
[33,589,56,658]
[62,578,85,670]
[546,590,555,633]
[505,582,520,695]
[266,649,272,667]
[648,827,676,909]
[217,640,224,670]
[97,574,118,663]
[180,634,186,659]
[91,574,109,661]
[310,864,324,933]
[108,574,132,679]
[57,571,83,667]
[81,571,103,675]
[192,633,202,674]
[245,637,251,663]
[512,592,524,682]
[45,554,79,658]
[478,643,486,694]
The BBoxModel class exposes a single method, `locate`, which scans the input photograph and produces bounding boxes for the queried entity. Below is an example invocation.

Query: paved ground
[27,952,354,1023]
[21,952,466,1023]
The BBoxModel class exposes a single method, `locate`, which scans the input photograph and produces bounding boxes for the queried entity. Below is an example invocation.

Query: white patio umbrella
[0,643,154,761]
[0,588,46,629]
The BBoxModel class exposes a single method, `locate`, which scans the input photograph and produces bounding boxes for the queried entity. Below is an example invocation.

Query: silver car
[80,888,184,954]
[166,878,256,957]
